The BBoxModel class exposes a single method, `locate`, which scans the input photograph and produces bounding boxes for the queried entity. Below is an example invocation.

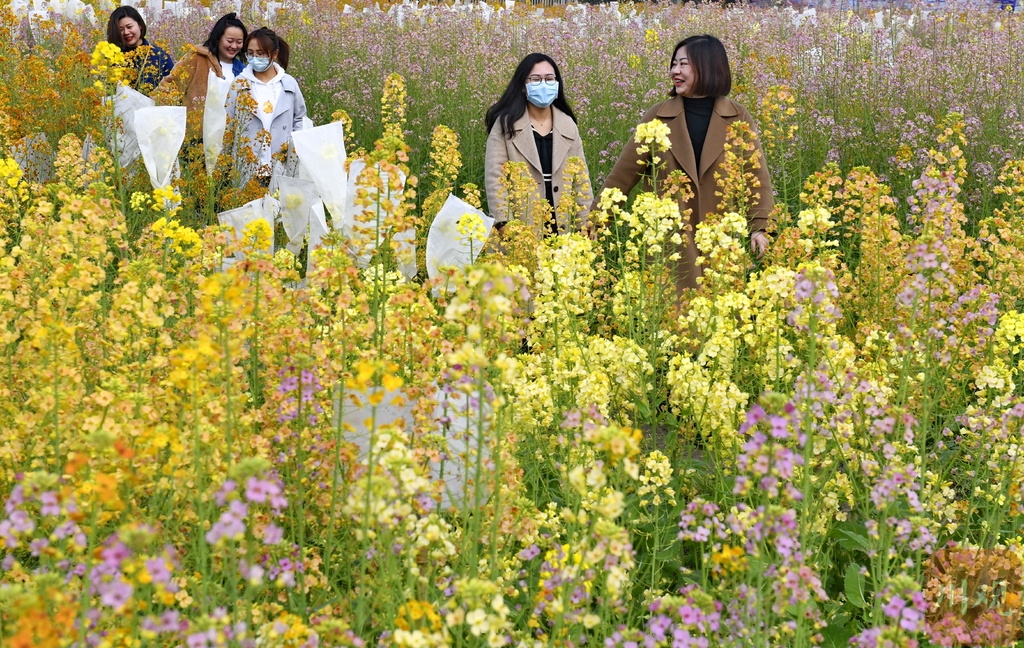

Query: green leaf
[821,613,855,648]
[834,524,872,554]
[844,563,867,608]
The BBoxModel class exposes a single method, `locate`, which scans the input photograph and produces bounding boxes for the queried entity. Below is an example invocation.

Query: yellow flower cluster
[152,217,202,259]
[637,450,676,507]
[529,233,596,347]
[620,193,684,261]
[555,156,592,233]
[456,212,488,245]
[255,612,317,647]
[445,578,512,646]
[241,217,273,254]
[90,41,125,90]
[756,84,798,154]
[0,158,29,232]
[693,210,749,292]
[153,185,183,218]
[381,73,408,141]
[634,119,672,158]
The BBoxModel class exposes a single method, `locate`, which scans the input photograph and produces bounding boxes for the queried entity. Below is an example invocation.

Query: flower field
[3,1,1024,647]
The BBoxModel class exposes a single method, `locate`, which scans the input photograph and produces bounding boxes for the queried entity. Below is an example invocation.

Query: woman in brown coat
[594,34,773,292]
[154,13,248,118]
[485,53,593,234]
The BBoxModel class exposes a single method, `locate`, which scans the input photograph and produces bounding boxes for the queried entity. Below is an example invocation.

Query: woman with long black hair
[484,53,592,233]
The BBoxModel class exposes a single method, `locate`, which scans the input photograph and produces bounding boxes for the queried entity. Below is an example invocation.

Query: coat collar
[194,44,224,79]
[510,106,576,175]
[658,95,739,183]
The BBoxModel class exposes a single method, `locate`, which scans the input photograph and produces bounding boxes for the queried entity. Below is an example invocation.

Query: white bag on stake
[134,106,186,189]
[275,176,319,255]
[203,70,229,176]
[292,121,347,226]
[307,200,330,275]
[105,84,154,169]
[10,133,53,184]
[334,383,492,510]
[426,193,494,283]
[343,158,407,267]
[392,227,417,280]
[217,195,277,264]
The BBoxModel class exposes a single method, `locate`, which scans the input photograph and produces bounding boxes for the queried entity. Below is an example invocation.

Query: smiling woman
[105,6,173,95]
[153,13,249,129]
[592,33,774,298]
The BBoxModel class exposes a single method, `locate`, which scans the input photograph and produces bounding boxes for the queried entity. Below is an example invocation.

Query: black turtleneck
[683,96,716,170]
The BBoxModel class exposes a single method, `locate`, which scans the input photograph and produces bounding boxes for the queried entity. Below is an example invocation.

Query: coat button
[553,186,559,192]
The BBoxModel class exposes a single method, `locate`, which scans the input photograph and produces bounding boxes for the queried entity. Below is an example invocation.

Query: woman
[224,27,306,184]
[484,53,592,234]
[154,13,248,118]
[594,34,773,292]
[106,6,174,95]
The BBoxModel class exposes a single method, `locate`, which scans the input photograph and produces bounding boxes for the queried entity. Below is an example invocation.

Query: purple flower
[98,577,134,609]
[39,492,61,517]
[261,523,284,545]
[145,557,172,585]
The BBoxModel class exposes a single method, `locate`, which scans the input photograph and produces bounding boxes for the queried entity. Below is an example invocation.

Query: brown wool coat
[485,107,593,233]
[595,94,774,292]
[154,45,226,116]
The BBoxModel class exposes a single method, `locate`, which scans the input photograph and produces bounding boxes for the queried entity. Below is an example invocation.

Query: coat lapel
[510,112,543,174]
[657,97,698,184]
[269,73,295,123]
[698,97,740,181]
[198,46,224,79]
[551,107,573,173]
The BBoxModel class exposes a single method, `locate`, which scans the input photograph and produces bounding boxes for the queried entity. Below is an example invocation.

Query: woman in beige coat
[595,34,773,292]
[154,13,248,120]
[485,53,592,234]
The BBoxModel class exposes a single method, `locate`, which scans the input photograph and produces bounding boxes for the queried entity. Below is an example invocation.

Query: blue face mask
[250,56,272,73]
[526,80,559,108]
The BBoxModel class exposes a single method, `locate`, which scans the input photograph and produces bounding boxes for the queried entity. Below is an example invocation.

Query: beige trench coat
[484,107,593,232]
[595,95,774,291]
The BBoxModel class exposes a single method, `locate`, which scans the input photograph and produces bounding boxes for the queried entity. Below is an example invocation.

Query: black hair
[202,12,248,61]
[106,6,146,51]
[484,53,577,138]
[246,27,291,70]
[669,34,732,98]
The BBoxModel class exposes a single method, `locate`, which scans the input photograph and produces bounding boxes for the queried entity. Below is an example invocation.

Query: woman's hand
[750,231,770,258]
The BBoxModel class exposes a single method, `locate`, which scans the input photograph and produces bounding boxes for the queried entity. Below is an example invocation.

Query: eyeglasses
[526,75,557,84]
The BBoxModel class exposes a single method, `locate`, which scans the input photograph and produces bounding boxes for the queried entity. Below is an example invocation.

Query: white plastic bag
[275,176,319,255]
[426,193,494,282]
[333,383,492,510]
[134,106,187,189]
[392,227,417,280]
[307,200,330,275]
[431,388,493,510]
[105,84,155,169]
[10,132,53,184]
[291,121,347,226]
[343,158,407,267]
[203,70,229,176]
[217,195,277,262]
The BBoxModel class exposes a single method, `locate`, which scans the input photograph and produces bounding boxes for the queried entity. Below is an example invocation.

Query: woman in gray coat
[484,53,592,234]
[224,27,306,185]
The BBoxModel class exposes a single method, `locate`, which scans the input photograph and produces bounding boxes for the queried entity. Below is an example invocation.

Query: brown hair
[669,34,731,98]
[106,6,147,51]
[246,27,290,70]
